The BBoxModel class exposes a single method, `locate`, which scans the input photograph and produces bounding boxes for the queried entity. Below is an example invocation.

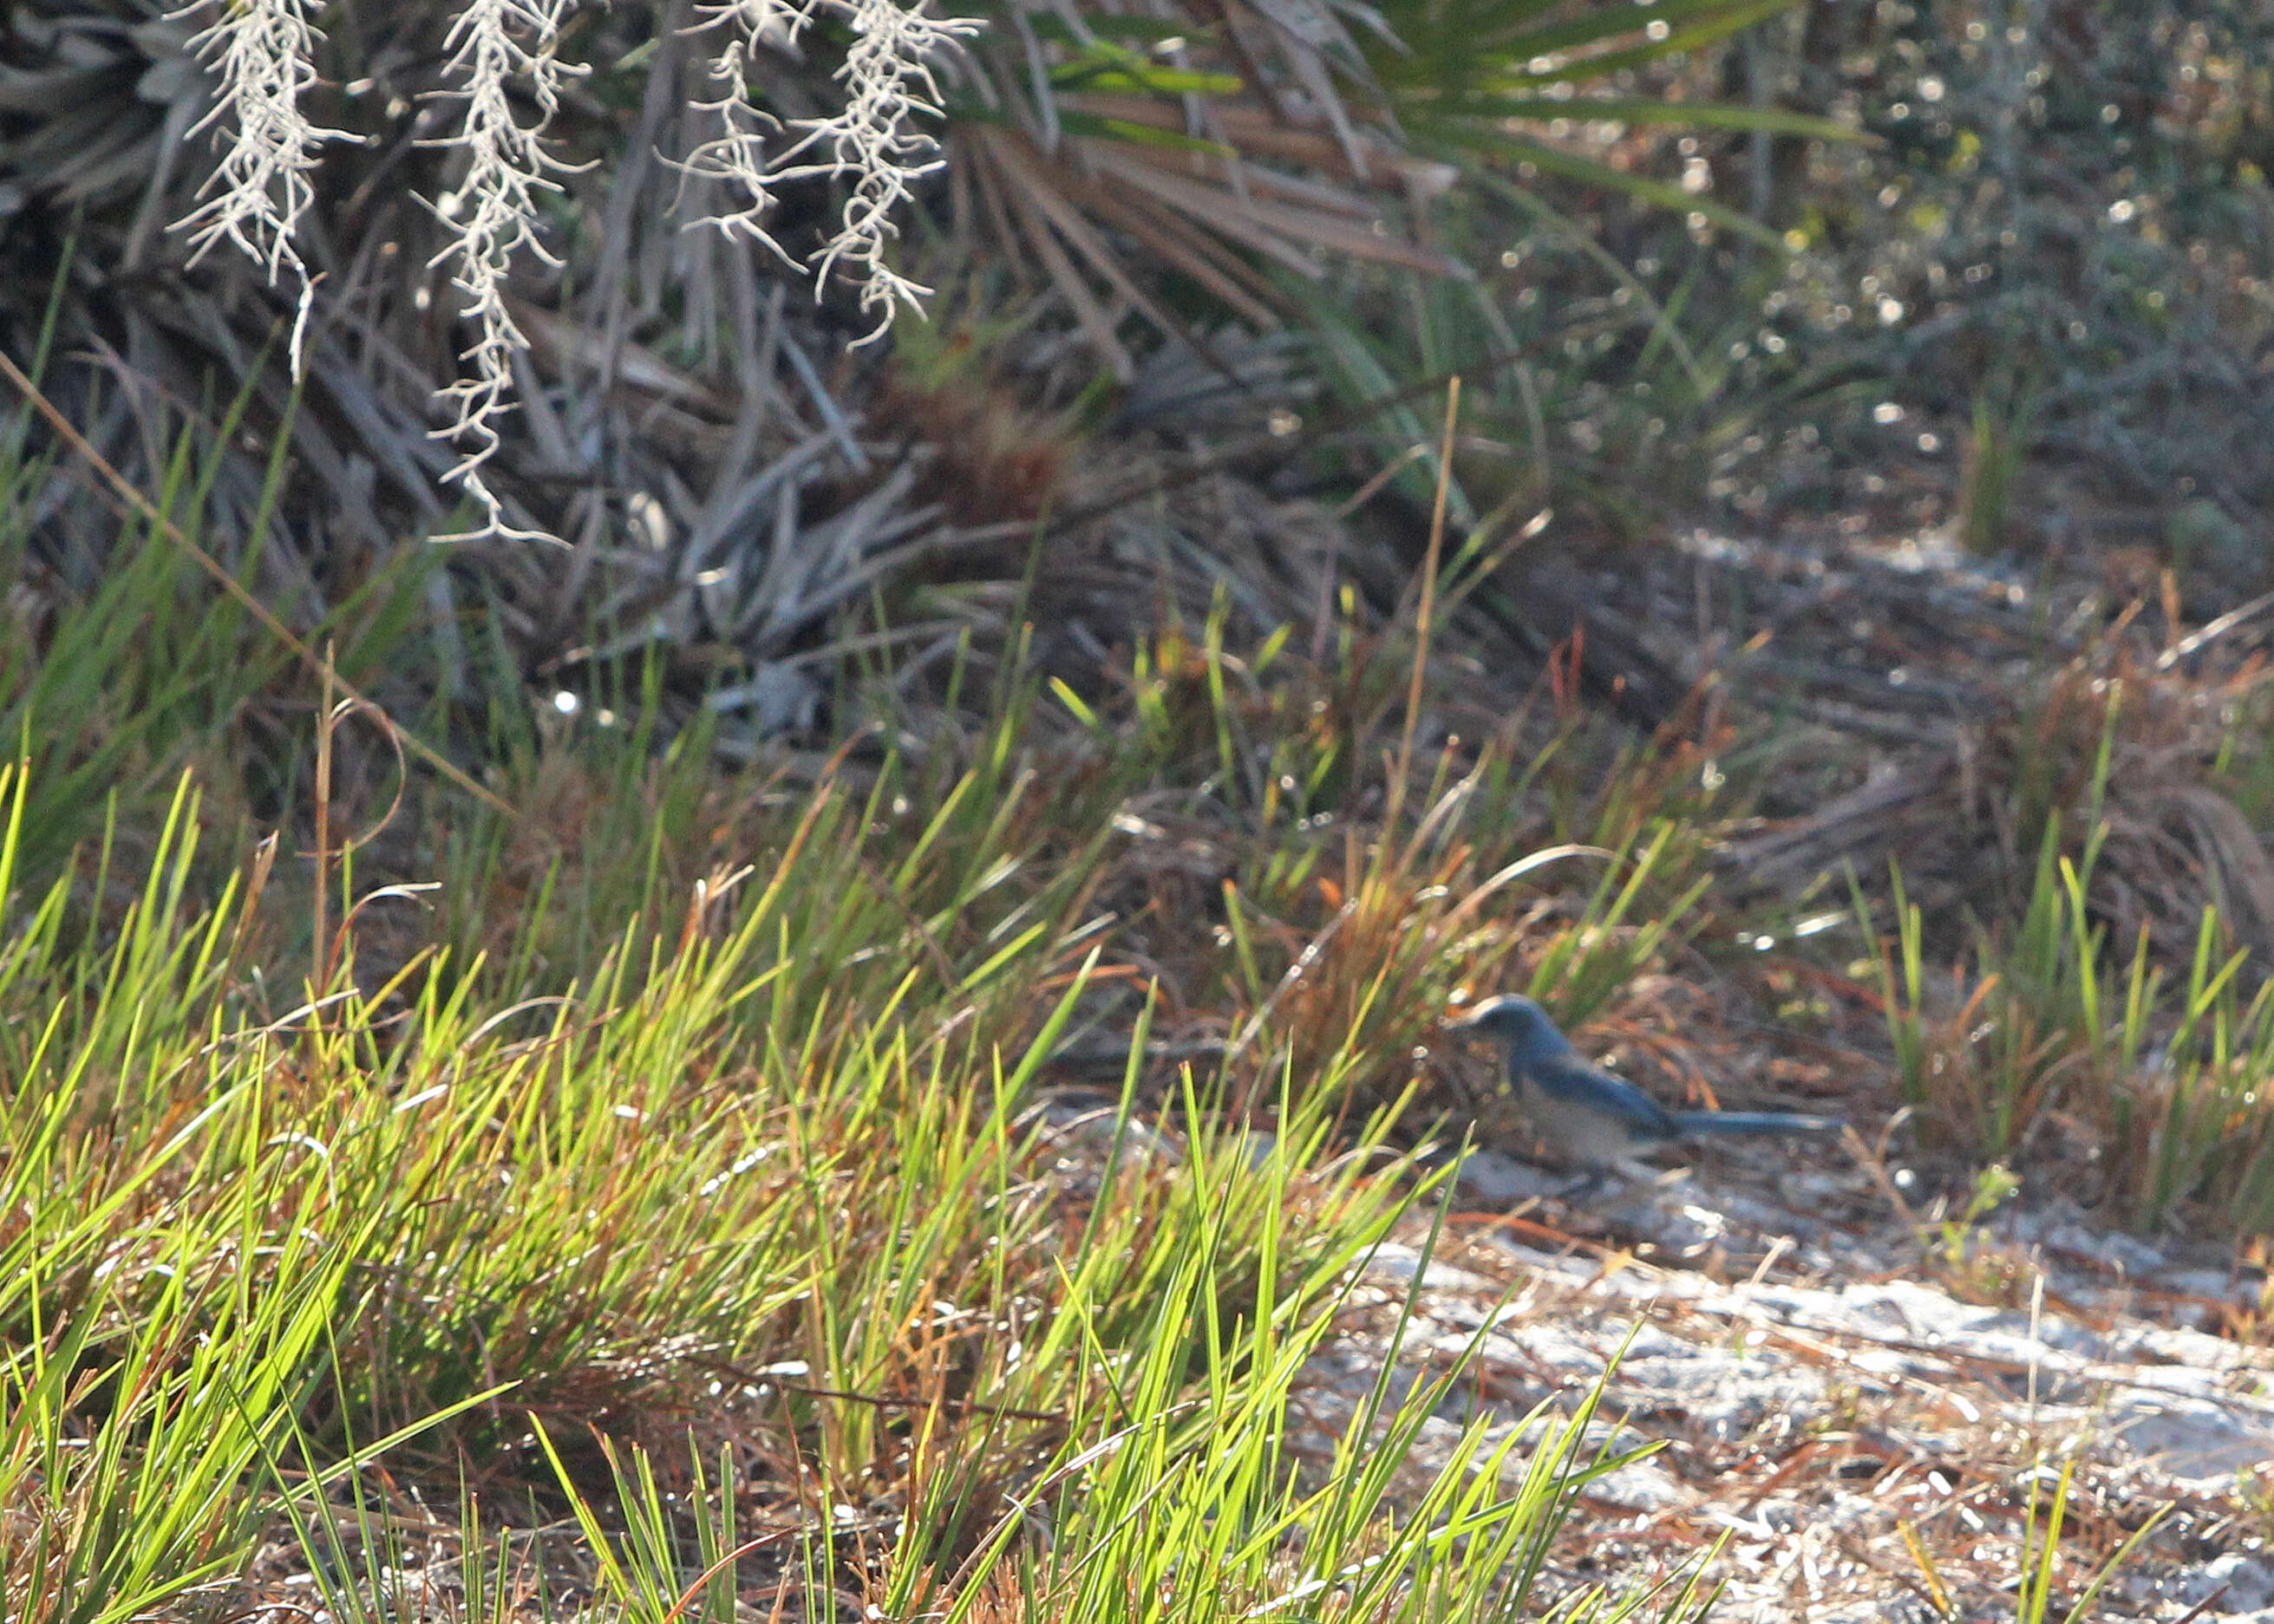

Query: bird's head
[1448,994,1572,1063]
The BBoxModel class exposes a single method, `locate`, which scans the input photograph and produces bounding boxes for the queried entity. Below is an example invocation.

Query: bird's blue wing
[1523,1052,1681,1138]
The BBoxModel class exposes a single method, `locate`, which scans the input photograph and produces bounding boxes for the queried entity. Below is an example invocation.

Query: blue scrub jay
[1452,995,1841,1188]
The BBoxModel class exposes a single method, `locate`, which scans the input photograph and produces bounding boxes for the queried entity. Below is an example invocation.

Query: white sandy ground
[1286,1145,2274,1623]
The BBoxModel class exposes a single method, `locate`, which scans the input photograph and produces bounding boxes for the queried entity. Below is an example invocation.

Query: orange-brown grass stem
[1386,376,1460,837]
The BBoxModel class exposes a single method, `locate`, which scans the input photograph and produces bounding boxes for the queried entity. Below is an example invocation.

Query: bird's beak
[1444,1003,1489,1029]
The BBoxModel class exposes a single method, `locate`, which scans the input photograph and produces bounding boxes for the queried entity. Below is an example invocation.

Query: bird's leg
[1558,1168,1611,1204]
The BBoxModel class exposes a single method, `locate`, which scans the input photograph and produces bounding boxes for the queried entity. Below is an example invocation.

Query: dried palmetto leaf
[0,0,977,741]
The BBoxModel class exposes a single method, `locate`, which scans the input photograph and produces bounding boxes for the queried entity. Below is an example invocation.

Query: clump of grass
[1957,366,2039,557]
[0,612,1735,1620]
[1871,810,2274,1234]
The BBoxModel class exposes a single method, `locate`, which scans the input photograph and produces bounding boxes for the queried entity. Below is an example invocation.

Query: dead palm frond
[0,0,990,736]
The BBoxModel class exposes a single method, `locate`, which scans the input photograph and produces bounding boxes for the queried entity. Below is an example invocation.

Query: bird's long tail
[1672,1111,1843,1138]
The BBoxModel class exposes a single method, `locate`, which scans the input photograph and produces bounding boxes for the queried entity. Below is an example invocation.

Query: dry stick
[0,345,517,818]
[657,1529,808,1624]
[693,1355,1064,1422]
[1385,376,1460,835]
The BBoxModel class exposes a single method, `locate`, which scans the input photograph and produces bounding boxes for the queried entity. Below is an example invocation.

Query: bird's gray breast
[1516,1073,1651,1171]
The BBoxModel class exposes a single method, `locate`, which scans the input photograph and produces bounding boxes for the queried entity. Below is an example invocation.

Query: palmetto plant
[940,0,1462,380]
[1370,0,1837,234]
[2,0,1826,504]
[938,0,1843,369]
[0,0,1829,767]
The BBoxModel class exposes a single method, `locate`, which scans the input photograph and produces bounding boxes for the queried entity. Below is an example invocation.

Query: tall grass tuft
[0,642,1718,1617]
[1870,810,2274,1233]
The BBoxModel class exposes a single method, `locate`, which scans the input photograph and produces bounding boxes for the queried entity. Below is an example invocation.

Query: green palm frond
[941,0,1840,358]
